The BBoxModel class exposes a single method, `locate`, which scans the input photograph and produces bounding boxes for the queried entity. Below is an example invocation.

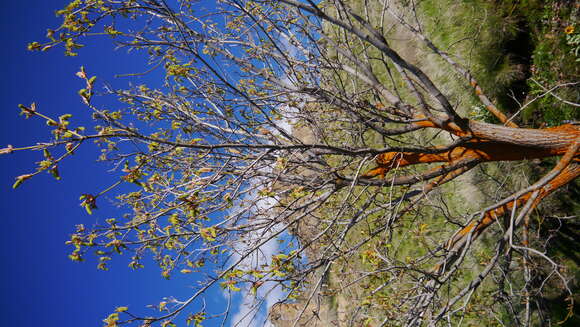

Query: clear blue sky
[0,1,239,326]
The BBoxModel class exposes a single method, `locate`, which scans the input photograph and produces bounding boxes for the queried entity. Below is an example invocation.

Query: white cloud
[229,29,308,327]
[226,171,287,327]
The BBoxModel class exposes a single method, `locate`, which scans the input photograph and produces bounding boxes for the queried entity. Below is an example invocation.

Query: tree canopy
[7,0,580,326]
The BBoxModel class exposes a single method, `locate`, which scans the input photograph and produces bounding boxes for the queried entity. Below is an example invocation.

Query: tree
[7,0,579,326]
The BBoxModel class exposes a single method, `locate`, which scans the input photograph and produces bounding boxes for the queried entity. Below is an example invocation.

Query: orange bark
[364,120,579,266]
[446,162,580,249]
[363,122,580,178]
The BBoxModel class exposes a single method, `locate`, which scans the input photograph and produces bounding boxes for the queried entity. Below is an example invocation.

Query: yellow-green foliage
[292,1,579,326]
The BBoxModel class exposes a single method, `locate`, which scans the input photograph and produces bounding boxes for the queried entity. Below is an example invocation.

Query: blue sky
[0,1,248,326]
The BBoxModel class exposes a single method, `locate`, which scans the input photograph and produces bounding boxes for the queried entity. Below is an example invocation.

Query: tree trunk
[364,121,579,178]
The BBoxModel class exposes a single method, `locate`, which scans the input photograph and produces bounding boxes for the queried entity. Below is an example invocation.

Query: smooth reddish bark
[364,119,579,261]
[363,122,579,178]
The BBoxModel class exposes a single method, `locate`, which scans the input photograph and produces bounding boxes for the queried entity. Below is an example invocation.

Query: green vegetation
[420,0,579,126]
[11,1,579,326]
[295,1,580,325]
